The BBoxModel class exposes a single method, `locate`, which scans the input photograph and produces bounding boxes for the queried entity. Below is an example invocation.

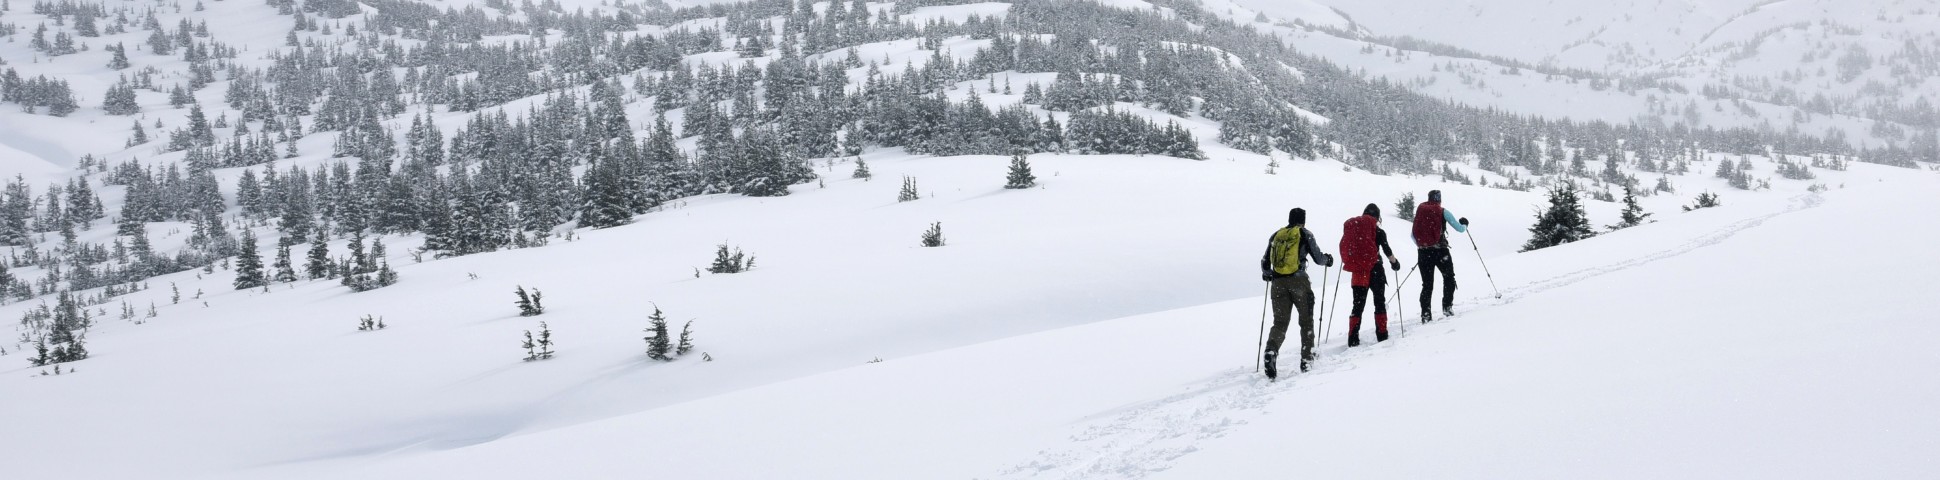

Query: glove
[1459,217,1470,226]
[1319,254,1335,268]
[1390,259,1401,271]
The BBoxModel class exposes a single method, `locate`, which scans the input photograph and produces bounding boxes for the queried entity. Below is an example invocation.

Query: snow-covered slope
[244,161,1940,479]
[2,140,1925,478]
[1217,0,1940,150]
[1,0,1934,478]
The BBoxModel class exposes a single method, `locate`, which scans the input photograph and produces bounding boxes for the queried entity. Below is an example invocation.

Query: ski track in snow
[990,192,1825,480]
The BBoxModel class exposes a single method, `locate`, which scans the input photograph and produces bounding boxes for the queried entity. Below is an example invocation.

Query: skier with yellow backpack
[1258,208,1334,380]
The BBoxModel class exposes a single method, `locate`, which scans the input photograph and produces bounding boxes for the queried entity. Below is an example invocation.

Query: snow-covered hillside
[331,172,1940,480]
[1218,0,1940,151]
[3,141,1930,478]
[1,0,1936,478]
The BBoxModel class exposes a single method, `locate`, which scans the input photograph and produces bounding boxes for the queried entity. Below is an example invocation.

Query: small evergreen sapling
[1608,185,1653,231]
[1683,192,1723,212]
[233,230,266,290]
[1521,185,1597,252]
[677,321,694,356]
[645,307,672,361]
[921,222,946,247]
[522,322,554,361]
[1004,154,1036,189]
[515,286,545,316]
[273,240,298,282]
[707,244,754,273]
[898,176,920,202]
[1394,192,1417,221]
[357,315,386,331]
[851,157,871,180]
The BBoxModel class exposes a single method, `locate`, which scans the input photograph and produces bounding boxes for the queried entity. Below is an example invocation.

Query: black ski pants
[1418,247,1456,318]
[1350,265,1388,317]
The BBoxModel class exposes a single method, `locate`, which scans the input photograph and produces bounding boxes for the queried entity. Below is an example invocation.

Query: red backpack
[1413,201,1444,248]
[1340,215,1379,274]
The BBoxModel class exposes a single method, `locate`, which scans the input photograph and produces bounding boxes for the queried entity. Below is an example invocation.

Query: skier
[1412,190,1469,322]
[1259,208,1334,380]
[1340,204,1403,346]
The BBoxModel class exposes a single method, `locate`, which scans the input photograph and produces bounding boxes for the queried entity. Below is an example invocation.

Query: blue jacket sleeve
[1444,209,1468,233]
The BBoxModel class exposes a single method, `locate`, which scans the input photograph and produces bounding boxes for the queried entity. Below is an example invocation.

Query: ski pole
[1256,283,1269,372]
[1324,266,1343,341]
[1464,230,1502,298]
[1315,265,1329,343]
[1392,264,1415,334]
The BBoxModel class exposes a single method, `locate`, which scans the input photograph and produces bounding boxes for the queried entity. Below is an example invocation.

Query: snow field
[258,155,1940,480]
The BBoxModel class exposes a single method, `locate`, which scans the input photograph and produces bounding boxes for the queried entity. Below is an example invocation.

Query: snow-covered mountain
[1217,0,1940,151]
[0,0,1935,478]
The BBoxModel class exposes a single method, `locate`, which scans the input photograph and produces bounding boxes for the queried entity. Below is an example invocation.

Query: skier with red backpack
[1412,190,1469,322]
[1340,204,1403,346]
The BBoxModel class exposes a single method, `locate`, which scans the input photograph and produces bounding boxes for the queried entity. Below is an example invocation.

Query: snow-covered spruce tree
[233,230,267,290]
[536,322,554,359]
[677,321,694,357]
[38,291,90,365]
[1004,154,1036,189]
[1394,192,1417,221]
[102,82,140,115]
[1683,192,1723,212]
[898,176,920,202]
[305,233,330,280]
[851,157,872,180]
[921,222,945,248]
[1608,185,1653,231]
[514,286,544,317]
[707,244,753,274]
[521,322,554,361]
[1728,167,1753,190]
[1521,185,1596,252]
[645,307,672,361]
[272,240,297,282]
[577,148,633,229]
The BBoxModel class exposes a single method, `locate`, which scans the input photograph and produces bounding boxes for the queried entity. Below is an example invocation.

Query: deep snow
[0,0,1935,478]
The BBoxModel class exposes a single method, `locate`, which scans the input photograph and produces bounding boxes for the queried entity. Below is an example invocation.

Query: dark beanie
[1363,203,1380,217]
[1288,208,1306,225]
[1429,190,1442,202]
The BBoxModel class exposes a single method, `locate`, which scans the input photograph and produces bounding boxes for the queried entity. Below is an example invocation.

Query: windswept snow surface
[327,169,1940,480]
[4,136,1929,479]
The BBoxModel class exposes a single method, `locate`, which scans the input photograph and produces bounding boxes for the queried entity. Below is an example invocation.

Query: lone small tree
[273,240,298,283]
[233,230,266,290]
[515,286,545,316]
[522,321,554,361]
[898,176,920,202]
[1004,153,1036,189]
[920,222,946,247]
[677,321,695,356]
[1521,185,1596,252]
[305,233,330,280]
[1607,185,1653,231]
[645,306,672,361]
[1683,191,1723,212]
[852,157,872,180]
[1393,192,1417,221]
[707,244,754,273]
